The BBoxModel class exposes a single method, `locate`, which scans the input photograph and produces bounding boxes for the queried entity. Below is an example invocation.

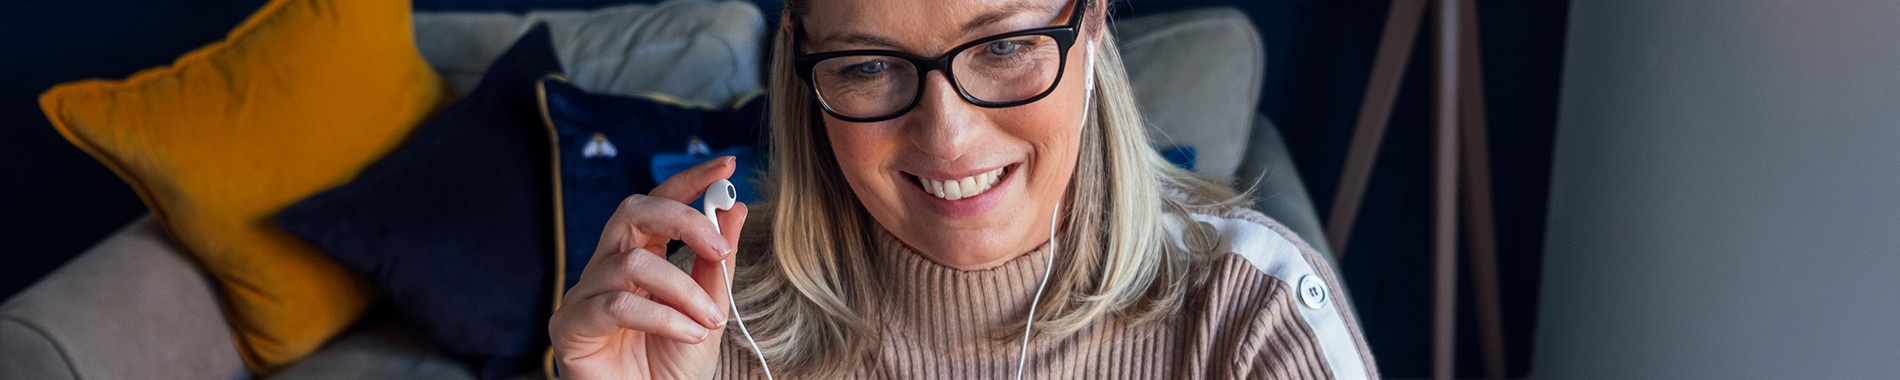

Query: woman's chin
[901,233,1027,269]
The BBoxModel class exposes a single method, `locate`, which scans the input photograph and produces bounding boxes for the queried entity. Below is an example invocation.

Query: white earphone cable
[1014,203,1061,380]
[721,261,773,380]
[707,208,773,380]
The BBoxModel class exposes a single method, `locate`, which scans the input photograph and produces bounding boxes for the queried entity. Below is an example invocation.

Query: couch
[0,2,1330,379]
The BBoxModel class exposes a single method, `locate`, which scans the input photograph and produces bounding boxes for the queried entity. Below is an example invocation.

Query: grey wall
[1537,0,1900,379]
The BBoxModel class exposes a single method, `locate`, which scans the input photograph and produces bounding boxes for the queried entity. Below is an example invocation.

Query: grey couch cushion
[0,321,74,380]
[413,0,766,105]
[1236,114,1333,259]
[0,216,245,380]
[1115,7,1267,180]
[267,311,498,380]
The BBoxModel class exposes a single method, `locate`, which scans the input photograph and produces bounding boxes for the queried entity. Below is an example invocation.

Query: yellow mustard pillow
[37,0,445,372]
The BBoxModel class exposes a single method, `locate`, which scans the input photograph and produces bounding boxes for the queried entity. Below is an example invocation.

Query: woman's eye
[986,41,1026,56]
[850,60,888,75]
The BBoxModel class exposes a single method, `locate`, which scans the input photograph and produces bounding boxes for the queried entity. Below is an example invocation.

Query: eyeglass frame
[792,0,1089,123]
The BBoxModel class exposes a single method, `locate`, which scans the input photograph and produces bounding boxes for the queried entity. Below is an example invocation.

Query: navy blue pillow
[538,78,767,292]
[276,24,561,379]
[1158,145,1197,171]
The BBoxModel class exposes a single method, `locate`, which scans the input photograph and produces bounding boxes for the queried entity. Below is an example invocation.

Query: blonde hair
[731,1,1243,376]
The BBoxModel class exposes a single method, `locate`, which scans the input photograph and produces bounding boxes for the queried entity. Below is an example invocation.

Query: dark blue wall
[0,0,270,310]
[0,0,1565,377]
[1110,2,1566,377]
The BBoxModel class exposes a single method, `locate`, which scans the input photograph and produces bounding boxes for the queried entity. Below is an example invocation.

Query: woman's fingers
[684,201,748,263]
[715,202,747,251]
[597,195,733,261]
[593,156,744,266]
[567,248,726,329]
[690,201,749,311]
[649,156,739,205]
[555,290,713,344]
[556,156,746,349]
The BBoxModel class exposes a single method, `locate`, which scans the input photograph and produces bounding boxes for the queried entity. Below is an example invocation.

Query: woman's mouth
[902,163,1019,218]
[912,166,1008,201]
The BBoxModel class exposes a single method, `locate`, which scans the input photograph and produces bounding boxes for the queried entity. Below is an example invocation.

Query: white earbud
[703,179,738,233]
[704,178,773,379]
[1079,41,1097,131]
[1083,41,1096,95]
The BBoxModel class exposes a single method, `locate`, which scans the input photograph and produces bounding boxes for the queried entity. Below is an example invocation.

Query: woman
[547,0,1378,378]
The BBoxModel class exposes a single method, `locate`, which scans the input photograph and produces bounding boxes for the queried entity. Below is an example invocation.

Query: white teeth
[916,166,1007,201]
[943,180,963,200]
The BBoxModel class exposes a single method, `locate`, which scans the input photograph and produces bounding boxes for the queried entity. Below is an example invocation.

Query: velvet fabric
[276,24,561,379]
[539,77,767,292]
[35,0,446,371]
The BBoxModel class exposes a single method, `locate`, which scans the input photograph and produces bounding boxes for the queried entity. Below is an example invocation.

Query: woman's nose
[905,71,983,160]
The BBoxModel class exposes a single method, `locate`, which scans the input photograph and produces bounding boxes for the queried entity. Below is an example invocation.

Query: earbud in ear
[703,179,737,233]
[1078,41,1098,131]
[1083,42,1097,94]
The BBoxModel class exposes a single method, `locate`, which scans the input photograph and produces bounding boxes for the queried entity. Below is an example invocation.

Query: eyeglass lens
[810,34,1063,119]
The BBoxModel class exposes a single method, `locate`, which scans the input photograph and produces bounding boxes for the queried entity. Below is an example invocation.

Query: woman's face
[801,0,1094,269]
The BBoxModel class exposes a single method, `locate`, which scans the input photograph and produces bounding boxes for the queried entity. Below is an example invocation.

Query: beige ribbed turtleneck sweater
[713,207,1378,379]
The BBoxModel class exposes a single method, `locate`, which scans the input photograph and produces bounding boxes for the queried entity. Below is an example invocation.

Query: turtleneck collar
[870,231,1055,344]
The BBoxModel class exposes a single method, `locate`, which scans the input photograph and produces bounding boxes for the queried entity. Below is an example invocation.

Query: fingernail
[709,305,728,327]
[713,240,733,257]
[723,156,736,165]
[690,324,711,343]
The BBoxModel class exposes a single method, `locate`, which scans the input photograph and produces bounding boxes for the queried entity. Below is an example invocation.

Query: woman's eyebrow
[817,1,1055,50]
[830,32,906,50]
[962,1,1057,32]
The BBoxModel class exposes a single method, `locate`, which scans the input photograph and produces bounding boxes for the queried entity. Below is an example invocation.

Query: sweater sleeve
[1196,207,1382,380]
[1226,279,1374,380]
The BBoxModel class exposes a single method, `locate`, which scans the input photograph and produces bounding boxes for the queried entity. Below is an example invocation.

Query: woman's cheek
[824,120,901,201]
[999,106,1082,190]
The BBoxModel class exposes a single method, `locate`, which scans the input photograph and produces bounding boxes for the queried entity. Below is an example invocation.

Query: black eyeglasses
[793,0,1087,123]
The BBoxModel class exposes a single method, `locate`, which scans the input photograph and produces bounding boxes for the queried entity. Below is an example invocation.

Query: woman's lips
[903,163,1019,218]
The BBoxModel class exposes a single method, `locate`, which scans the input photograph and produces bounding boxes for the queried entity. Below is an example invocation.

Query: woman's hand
[550,157,750,380]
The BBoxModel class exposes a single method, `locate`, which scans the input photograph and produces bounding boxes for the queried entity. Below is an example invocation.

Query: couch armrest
[1236,114,1335,261]
[1118,7,1266,180]
[0,215,246,380]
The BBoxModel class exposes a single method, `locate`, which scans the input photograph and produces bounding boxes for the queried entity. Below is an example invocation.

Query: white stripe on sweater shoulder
[1170,209,1371,380]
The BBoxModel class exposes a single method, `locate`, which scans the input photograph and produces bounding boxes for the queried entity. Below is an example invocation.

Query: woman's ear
[1086,0,1106,44]
[781,13,796,40]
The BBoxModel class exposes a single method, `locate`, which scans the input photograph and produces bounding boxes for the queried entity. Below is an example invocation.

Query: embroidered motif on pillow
[537,76,766,293]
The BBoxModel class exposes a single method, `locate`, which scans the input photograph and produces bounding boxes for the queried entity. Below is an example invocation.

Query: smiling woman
[544,0,1379,378]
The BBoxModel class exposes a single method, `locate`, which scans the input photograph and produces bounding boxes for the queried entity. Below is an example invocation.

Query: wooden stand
[1324,1,1506,379]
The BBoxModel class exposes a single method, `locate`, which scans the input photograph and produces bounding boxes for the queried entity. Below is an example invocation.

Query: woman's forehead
[801,0,1066,52]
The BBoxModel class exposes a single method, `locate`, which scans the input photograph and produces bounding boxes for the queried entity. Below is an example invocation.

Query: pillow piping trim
[537,73,570,380]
